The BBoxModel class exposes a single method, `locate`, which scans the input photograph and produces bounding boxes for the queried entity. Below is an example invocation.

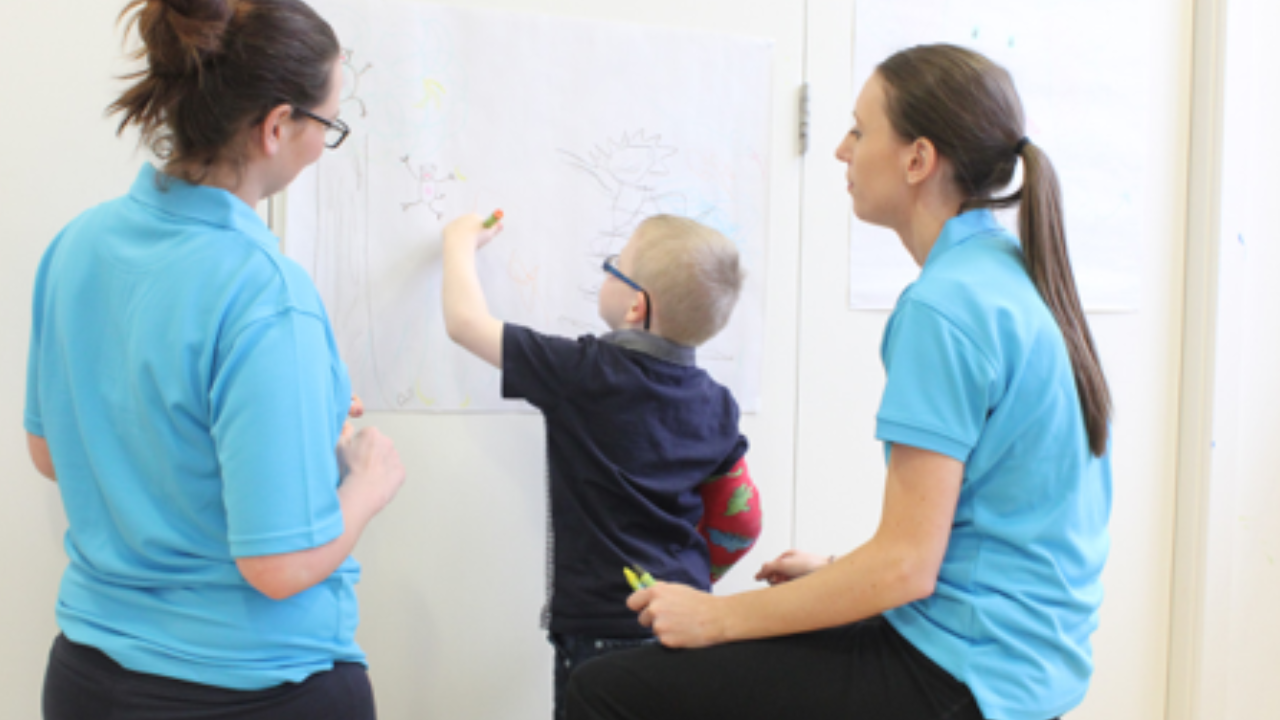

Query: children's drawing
[559,130,688,254]
[507,252,541,311]
[340,48,373,117]
[400,155,458,217]
[286,0,769,412]
[415,78,447,109]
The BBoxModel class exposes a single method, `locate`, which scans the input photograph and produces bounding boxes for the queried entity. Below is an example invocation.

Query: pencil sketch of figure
[400,155,457,218]
[340,48,372,117]
[559,130,688,253]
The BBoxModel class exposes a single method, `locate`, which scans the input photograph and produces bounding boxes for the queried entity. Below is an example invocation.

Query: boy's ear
[625,290,649,325]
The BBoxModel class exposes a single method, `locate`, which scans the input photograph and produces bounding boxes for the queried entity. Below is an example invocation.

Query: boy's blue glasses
[602,254,651,331]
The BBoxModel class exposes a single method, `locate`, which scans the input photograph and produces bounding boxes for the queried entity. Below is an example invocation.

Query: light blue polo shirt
[878,210,1111,720]
[25,164,363,690]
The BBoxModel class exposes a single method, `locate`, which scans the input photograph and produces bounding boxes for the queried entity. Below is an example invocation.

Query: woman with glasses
[26,2,402,718]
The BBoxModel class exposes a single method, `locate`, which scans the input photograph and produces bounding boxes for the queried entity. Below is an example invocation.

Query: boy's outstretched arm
[442,214,504,368]
[697,457,762,583]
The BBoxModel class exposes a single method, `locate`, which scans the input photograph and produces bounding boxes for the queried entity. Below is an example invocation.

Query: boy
[441,213,761,719]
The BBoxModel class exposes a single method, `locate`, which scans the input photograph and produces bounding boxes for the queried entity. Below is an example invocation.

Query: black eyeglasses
[602,254,651,331]
[294,107,350,149]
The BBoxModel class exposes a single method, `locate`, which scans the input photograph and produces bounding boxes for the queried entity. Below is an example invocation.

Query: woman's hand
[336,427,406,516]
[754,550,831,585]
[339,394,365,456]
[628,583,729,649]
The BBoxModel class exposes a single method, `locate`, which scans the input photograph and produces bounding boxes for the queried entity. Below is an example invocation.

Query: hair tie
[1014,137,1030,155]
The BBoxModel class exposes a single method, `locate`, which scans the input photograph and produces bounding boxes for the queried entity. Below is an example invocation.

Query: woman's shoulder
[914,235,1042,317]
[206,234,328,326]
[896,237,1056,364]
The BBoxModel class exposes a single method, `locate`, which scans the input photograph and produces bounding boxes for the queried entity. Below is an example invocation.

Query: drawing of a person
[400,155,457,218]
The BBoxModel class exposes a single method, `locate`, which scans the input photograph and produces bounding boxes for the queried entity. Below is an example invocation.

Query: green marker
[482,209,504,228]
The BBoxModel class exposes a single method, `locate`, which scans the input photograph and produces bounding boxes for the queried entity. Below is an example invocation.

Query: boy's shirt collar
[600,329,695,367]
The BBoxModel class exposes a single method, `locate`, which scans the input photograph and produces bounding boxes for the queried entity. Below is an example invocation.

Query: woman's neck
[168,161,265,210]
[896,183,965,267]
[203,165,265,209]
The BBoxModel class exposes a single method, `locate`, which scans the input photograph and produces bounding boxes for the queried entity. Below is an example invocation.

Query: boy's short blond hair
[630,215,744,347]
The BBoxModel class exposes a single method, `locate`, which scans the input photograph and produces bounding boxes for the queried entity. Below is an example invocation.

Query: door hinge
[799,82,811,155]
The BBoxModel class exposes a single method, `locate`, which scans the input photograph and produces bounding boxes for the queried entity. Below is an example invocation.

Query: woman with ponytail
[567,44,1110,720]
[26,2,405,718]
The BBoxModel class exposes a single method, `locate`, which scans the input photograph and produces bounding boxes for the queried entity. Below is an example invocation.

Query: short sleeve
[24,293,45,437]
[501,323,591,411]
[715,433,749,476]
[876,299,998,462]
[24,244,57,437]
[210,309,346,558]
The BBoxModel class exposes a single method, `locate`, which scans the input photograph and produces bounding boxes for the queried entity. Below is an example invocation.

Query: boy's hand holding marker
[443,209,504,250]
[441,210,506,368]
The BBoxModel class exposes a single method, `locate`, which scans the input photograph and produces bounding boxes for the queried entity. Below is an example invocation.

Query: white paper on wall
[848,0,1144,311]
[285,0,772,412]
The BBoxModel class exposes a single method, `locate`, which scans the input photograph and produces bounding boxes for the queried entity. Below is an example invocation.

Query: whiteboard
[284,0,772,411]
[847,0,1143,311]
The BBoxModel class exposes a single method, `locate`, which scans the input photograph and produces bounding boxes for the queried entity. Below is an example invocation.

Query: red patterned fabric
[697,458,762,582]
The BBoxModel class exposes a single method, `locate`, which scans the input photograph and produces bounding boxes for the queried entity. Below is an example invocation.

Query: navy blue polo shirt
[502,324,748,637]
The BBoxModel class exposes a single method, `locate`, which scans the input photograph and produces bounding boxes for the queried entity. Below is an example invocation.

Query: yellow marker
[624,564,656,591]
[624,567,642,591]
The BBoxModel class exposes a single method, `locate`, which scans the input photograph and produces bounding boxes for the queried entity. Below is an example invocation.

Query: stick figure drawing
[400,155,457,218]
[340,48,372,118]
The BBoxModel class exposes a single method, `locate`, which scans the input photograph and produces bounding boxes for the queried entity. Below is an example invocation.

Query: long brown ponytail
[877,44,1112,457]
[109,0,339,184]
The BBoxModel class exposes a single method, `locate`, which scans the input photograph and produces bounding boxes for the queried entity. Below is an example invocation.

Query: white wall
[1207,0,1280,716]
[0,3,142,718]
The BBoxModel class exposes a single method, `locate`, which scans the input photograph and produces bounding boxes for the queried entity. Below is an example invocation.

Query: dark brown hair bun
[109,0,338,183]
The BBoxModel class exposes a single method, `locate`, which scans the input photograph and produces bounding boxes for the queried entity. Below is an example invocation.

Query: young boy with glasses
[441,213,761,720]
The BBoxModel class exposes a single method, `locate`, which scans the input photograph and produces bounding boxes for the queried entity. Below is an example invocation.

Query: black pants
[551,633,659,720]
[43,634,376,720]
[566,616,1047,720]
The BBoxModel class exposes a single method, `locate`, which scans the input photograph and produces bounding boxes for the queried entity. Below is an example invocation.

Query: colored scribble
[414,382,435,408]
[415,79,447,109]
[507,252,541,310]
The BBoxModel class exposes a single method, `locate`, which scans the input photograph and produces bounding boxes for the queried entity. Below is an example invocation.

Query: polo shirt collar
[924,208,1009,268]
[128,163,279,248]
[600,329,696,367]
